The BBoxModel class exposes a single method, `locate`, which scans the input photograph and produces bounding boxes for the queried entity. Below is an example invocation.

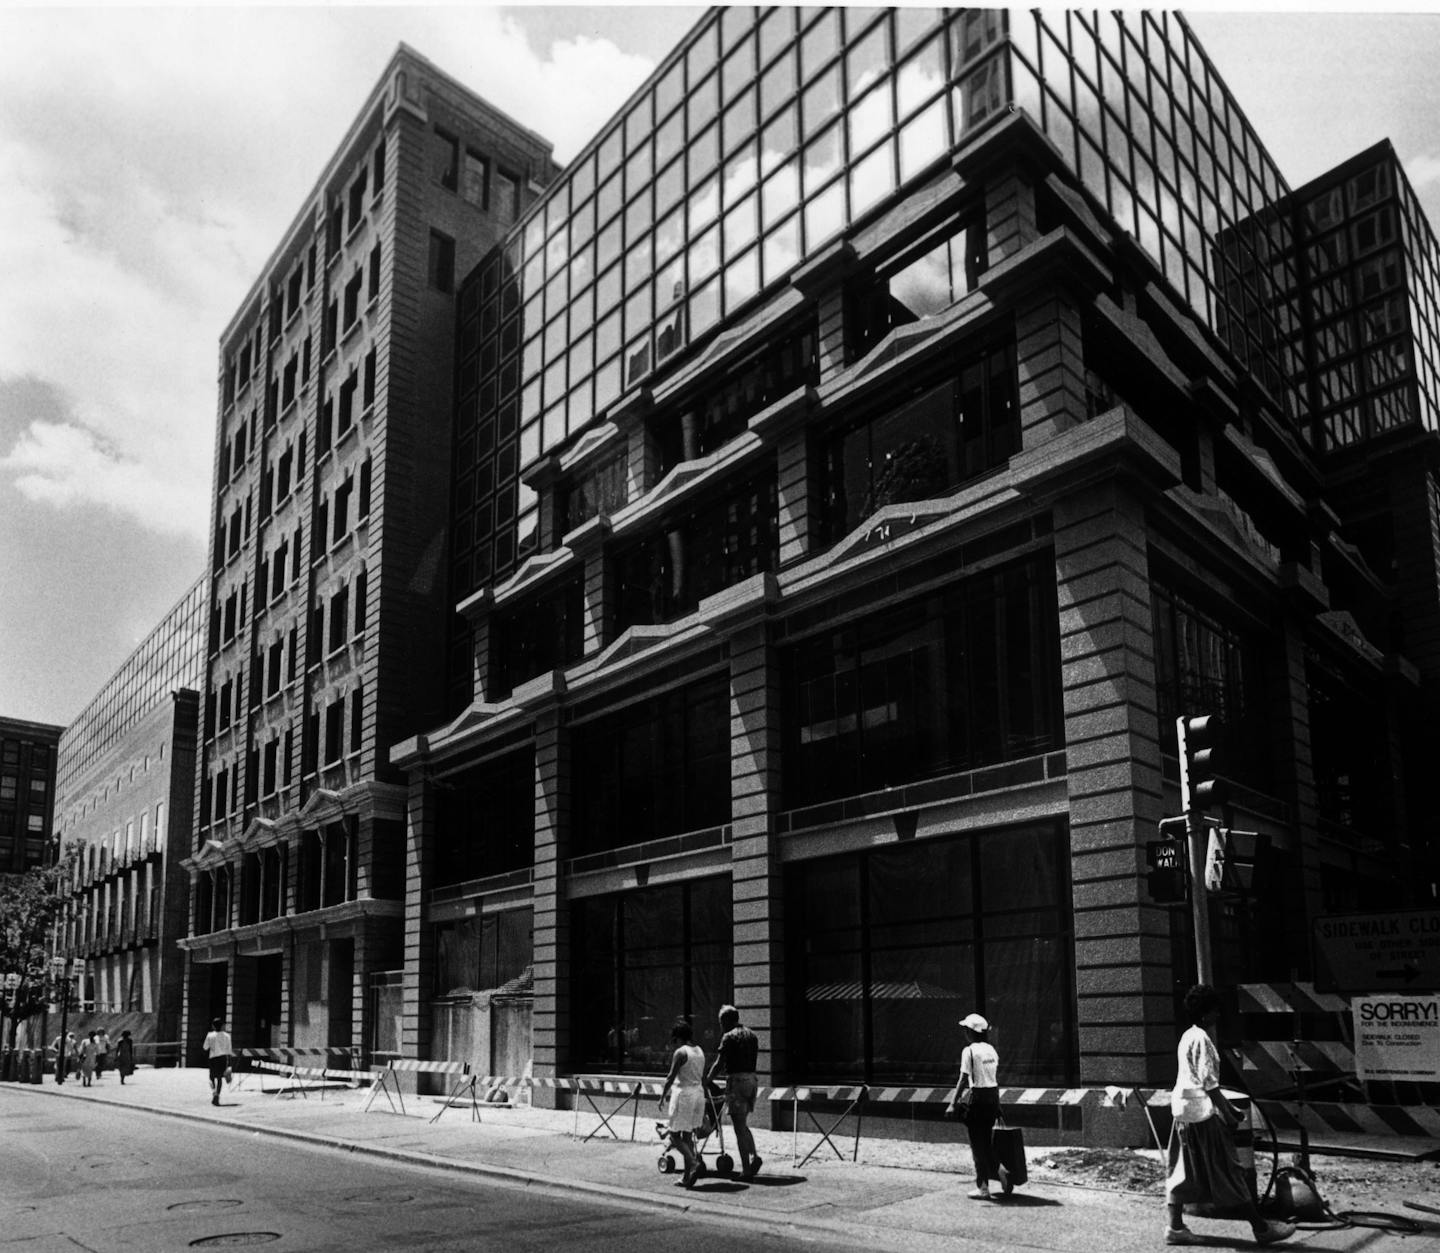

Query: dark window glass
[572,673,731,854]
[782,553,1062,808]
[490,576,585,699]
[434,748,536,887]
[785,825,1073,1085]
[429,231,456,293]
[819,341,1017,542]
[571,877,731,1073]
[432,128,459,190]
[613,473,778,631]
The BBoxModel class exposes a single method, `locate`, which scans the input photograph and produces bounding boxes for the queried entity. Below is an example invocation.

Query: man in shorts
[708,1004,762,1179]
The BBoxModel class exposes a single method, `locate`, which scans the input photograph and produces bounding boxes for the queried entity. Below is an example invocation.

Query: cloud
[1403,151,1440,194]
[1,416,206,539]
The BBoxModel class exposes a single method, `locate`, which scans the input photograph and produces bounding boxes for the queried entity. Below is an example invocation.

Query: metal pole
[1187,812,1213,986]
[55,959,71,1083]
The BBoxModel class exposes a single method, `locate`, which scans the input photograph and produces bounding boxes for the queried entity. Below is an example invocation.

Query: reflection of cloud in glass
[890,243,953,320]
[849,85,893,155]
[897,50,943,117]
[763,218,801,284]
[763,161,800,229]
[804,126,843,193]
[900,101,947,181]
[806,181,845,247]
[689,225,720,282]
[688,177,720,233]
[850,143,894,219]
[724,152,758,206]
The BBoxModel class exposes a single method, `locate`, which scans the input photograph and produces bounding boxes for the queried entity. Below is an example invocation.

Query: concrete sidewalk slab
[3,1067,1429,1253]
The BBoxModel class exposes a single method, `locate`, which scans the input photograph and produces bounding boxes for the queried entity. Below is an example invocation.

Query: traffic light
[1177,714,1227,814]
[1146,824,1187,904]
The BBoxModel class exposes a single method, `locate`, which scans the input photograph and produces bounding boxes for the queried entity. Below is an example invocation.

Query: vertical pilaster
[1053,482,1174,1086]
[816,289,847,382]
[1017,289,1087,447]
[728,622,783,1123]
[531,711,569,1108]
[401,772,434,1061]
[776,431,812,567]
[985,170,1039,263]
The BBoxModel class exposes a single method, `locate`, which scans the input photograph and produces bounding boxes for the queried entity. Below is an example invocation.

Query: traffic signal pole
[1177,714,1225,987]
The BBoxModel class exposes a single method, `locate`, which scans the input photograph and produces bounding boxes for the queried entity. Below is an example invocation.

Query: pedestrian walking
[658,1019,706,1188]
[52,1031,76,1083]
[115,1029,136,1084]
[707,1004,762,1180]
[945,1011,1001,1200]
[95,1028,111,1079]
[1164,984,1295,1246]
[202,1017,232,1106]
[78,1032,97,1087]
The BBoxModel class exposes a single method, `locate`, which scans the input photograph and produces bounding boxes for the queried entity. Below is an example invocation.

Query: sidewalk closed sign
[1352,994,1440,1082]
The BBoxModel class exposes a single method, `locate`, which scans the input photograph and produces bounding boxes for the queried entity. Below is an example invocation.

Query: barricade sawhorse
[237,1047,361,1098]
[769,1084,870,1167]
[565,1076,666,1143]
[363,1058,481,1123]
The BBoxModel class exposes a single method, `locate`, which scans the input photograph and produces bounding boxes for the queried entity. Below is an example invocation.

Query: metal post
[1178,716,1213,986]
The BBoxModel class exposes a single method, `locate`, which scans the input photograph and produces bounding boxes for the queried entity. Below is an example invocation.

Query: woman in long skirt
[115,1030,136,1084]
[1165,984,1295,1246]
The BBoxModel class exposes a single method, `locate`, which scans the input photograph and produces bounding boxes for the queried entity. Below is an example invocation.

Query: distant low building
[0,715,63,875]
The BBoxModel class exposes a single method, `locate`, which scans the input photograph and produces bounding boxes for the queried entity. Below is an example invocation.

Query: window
[343,268,362,329]
[572,878,731,1072]
[783,553,1063,809]
[493,168,520,224]
[325,700,345,765]
[350,683,363,754]
[373,135,386,194]
[490,576,584,698]
[613,473,778,630]
[319,395,334,455]
[328,585,349,652]
[316,497,329,551]
[358,457,372,518]
[432,128,459,190]
[362,348,376,409]
[281,353,298,410]
[462,148,488,207]
[354,569,367,633]
[818,342,1018,542]
[367,242,381,302]
[572,672,730,853]
[347,168,367,234]
[286,267,303,320]
[338,369,358,438]
[267,638,283,695]
[333,475,352,542]
[323,297,338,357]
[429,230,456,293]
[435,908,533,997]
[277,446,293,501]
[785,825,1073,1085]
[558,452,628,538]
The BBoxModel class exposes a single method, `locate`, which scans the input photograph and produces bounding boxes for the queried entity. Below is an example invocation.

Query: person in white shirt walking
[945,1012,1001,1200]
[202,1017,232,1106]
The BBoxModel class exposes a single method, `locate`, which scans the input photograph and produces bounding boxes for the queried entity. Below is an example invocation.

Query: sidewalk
[6,1067,1432,1253]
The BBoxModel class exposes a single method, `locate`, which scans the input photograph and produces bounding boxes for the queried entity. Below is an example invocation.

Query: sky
[4,4,1440,729]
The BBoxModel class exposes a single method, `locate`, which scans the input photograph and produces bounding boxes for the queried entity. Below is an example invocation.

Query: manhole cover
[169,1200,244,1213]
[189,1236,280,1248]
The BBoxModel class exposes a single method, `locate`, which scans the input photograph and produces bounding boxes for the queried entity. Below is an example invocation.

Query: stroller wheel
[658,1154,675,1174]
[716,1153,734,1177]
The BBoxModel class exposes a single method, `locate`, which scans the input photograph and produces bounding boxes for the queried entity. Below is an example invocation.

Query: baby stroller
[657,1077,734,1178]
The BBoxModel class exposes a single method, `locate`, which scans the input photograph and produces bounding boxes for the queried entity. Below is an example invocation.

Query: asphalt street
[0,1091,872,1253]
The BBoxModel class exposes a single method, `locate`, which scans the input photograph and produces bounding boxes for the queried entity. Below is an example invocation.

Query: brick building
[390,6,1439,1135]
[180,45,559,1062]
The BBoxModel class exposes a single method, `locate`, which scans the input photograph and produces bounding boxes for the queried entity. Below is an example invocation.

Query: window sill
[345,216,367,248]
[279,397,297,424]
[320,346,337,370]
[359,403,375,425]
[285,305,304,332]
[365,294,379,316]
[342,314,364,350]
[336,420,359,452]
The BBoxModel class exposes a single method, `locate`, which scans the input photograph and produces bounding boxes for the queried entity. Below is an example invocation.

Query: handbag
[952,1087,975,1123]
[991,1108,1028,1192]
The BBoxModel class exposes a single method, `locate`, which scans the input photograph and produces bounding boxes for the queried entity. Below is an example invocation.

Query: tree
[0,850,76,1048]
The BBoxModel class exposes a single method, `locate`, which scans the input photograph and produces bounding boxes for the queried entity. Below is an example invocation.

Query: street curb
[4,1081,914,1250]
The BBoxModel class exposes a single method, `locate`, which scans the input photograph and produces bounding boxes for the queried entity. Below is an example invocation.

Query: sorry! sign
[1352,994,1440,1081]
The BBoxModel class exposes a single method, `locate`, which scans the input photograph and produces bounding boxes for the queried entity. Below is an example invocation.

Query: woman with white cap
[945,1011,1001,1199]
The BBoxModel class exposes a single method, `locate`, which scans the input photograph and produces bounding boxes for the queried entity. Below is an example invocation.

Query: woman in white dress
[659,1019,706,1187]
